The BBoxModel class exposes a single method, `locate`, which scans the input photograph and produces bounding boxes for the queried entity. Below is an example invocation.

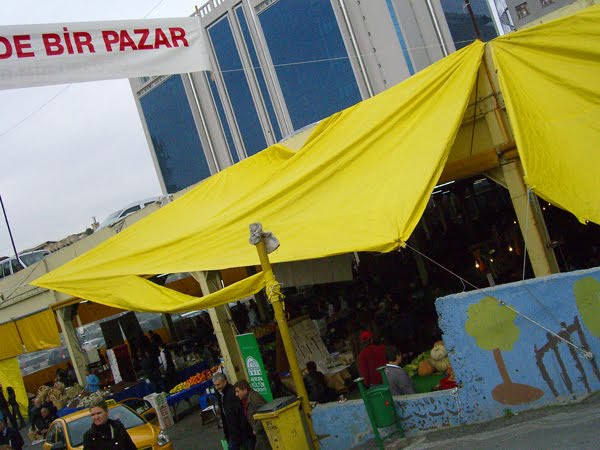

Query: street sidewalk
[354,392,600,449]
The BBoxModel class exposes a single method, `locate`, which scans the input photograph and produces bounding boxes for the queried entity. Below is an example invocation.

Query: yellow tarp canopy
[0,309,61,360]
[491,5,600,224]
[17,309,61,352]
[31,5,600,314]
[0,322,24,360]
[32,41,484,311]
[0,357,28,417]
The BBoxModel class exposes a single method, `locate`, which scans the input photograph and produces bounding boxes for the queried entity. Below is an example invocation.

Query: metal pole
[0,194,20,263]
[253,238,319,449]
[464,0,483,40]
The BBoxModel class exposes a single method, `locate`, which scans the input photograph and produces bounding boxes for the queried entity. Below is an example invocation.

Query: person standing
[0,418,23,450]
[82,399,136,450]
[148,330,163,358]
[85,368,101,393]
[357,330,387,387]
[158,343,176,392]
[234,380,271,450]
[6,387,25,430]
[140,349,163,393]
[0,386,16,430]
[212,373,254,450]
[384,346,416,396]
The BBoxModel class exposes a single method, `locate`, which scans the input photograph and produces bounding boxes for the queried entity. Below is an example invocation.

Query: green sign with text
[236,333,273,402]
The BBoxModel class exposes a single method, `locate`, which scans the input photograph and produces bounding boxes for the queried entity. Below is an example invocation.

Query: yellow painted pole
[253,238,319,449]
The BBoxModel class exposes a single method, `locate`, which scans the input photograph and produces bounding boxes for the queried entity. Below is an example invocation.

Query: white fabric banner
[0,17,211,90]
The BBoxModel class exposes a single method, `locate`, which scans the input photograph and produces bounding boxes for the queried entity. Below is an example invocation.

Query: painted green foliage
[574,277,600,337]
[465,296,519,351]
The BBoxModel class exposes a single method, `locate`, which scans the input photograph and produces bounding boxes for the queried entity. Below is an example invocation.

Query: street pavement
[162,408,224,450]
[378,392,600,450]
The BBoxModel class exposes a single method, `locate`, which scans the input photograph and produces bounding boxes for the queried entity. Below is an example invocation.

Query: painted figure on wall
[465,296,544,405]
[573,277,600,337]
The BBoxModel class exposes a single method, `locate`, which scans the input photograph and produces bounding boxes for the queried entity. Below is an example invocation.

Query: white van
[0,249,50,279]
[96,196,165,231]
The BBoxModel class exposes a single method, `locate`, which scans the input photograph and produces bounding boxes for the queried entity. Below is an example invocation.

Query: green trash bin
[355,367,404,449]
[363,385,397,428]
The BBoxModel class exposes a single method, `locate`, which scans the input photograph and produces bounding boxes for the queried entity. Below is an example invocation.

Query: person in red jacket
[357,330,387,387]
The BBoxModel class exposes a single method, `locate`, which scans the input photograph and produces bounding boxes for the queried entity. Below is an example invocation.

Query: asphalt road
[166,408,223,450]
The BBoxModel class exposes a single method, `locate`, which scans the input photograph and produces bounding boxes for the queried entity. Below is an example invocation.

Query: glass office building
[440,0,499,49]
[132,0,496,194]
[137,76,212,194]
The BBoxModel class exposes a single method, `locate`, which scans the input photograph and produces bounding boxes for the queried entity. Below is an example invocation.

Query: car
[0,249,50,279]
[48,347,70,366]
[42,403,173,450]
[119,398,158,424]
[18,352,48,376]
[96,196,165,231]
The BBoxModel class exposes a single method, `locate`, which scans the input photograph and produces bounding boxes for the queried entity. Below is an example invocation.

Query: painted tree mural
[466,296,543,405]
[574,277,600,337]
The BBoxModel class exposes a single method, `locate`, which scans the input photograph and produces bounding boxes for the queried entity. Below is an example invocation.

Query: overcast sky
[0,0,198,257]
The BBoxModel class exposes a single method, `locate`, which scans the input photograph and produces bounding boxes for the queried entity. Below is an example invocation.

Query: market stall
[167,364,221,421]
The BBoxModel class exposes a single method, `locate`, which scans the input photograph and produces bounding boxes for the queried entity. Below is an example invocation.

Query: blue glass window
[441,0,498,49]
[208,15,268,157]
[235,5,282,141]
[205,72,239,164]
[139,76,211,193]
[258,0,362,130]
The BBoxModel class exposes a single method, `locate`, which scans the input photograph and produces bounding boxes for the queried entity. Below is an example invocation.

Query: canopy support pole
[253,237,319,449]
[501,160,560,276]
[191,271,246,383]
[55,305,87,385]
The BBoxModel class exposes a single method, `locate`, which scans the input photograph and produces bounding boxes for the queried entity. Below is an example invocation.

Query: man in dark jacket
[140,349,163,393]
[0,418,24,450]
[0,386,16,430]
[158,343,176,392]
[33,407,56,439]
[82,399,136,450]
[234,380,271,450]
[303,361,338,403]
[213,373,254,450]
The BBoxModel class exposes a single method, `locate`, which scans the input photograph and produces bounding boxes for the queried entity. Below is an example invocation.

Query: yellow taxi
[42,402,173,450]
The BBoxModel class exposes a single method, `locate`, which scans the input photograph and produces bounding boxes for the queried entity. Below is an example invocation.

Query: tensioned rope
[405,239,594,359]
[0,37,480,139]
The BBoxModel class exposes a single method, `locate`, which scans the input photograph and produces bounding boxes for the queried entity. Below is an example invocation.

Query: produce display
[37,382,82,411]
[67,390,111,408]
[169,364,221,394]
[251,323,276,339]
[74,390,112,408]
[403,351,430,378]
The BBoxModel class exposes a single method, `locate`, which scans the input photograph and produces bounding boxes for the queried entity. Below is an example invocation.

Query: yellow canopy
[32,5,600,313]
[491,5,600,224]
[0,357,29,418]
[0,309,61,360]
[32,41,484,310]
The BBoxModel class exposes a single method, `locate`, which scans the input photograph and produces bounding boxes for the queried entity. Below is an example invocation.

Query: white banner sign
[0,17,211,90]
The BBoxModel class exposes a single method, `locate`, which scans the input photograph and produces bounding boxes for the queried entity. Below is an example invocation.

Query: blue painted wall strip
[386,0,415,75]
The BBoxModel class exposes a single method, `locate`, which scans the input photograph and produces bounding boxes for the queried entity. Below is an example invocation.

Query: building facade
[130,0,501,194]
[506,0,577,26]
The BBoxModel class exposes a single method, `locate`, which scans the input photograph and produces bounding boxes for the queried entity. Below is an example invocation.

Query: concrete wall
[437,266,600,422]
[312,389,464,450]
[313,267,600,449]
